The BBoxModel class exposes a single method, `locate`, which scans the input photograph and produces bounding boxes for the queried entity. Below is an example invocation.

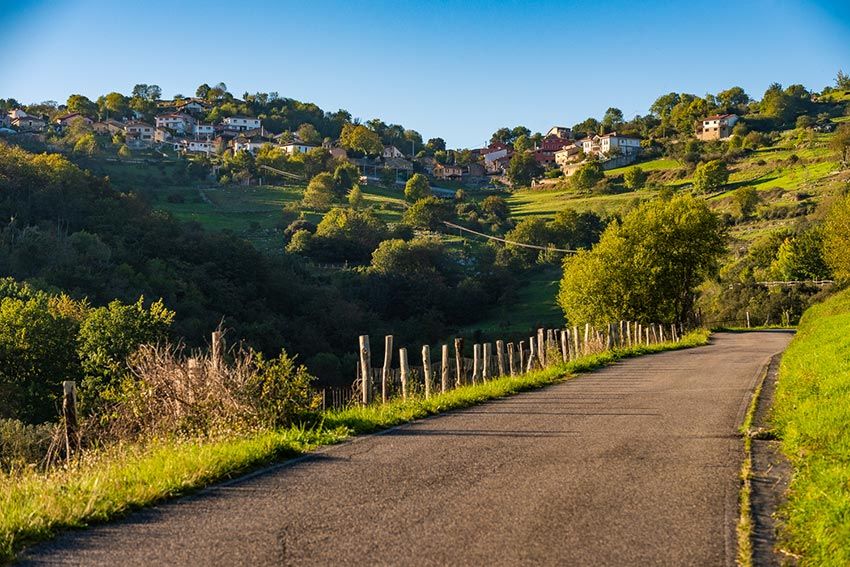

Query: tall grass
[0,330,708,564]
[772,287,850,565]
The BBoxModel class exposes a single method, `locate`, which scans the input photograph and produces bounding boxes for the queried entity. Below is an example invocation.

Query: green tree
[692,160,729,193]
[404,173,431,202]
[558,195,726,325]
[65,94,98,118]
[379,167,396,188]
[831,124,850,167]
[96,92,129,119]
[507,152,543,187]
[824,194,850,283]
[333,162,360,196]
[403,196,452,230]
[76,298,174,410]
[570,161,604,192]
[513,134,533,152]
[296,123,322,145]
[836,69,850,90]
[339,123,383,156]
[118,144,131,158]
[302,172,337,209]
[73,133,98,156]
[348,185,364,209]
[481,196,509,222]
[732,186,761,220]
[623,166,648,190]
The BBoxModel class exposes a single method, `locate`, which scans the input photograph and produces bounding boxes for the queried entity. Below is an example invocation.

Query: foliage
[622,166,648,190]
[347,185,364,209]
[402,196,452,230]
[404,173,431,202]
[772,288,850,565]
[76,298,174,409]
[824,194,850,283]
[732,186,761,220]
[558,195,726,325]
[339,123,383,156]
[570,161,605,191]
[692,159,729,193]
[302,172,337,209]
[830,124,850,167]
[507,151,543,187]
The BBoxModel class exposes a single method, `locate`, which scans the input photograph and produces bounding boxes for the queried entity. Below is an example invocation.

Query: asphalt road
[20,331,793,566]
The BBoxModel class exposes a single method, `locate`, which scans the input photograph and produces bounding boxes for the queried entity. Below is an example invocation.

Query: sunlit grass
[772,287,850,565]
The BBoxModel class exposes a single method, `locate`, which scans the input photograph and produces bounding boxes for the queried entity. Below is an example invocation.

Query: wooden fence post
[508,342,516,376]
[454,338,464,387]
[63,380,78,461]
[746,311,751,328]
[626,321,632,347]
[605,323,614,350]
[537,328,546,367]
[358,335,372,405]
[572,326,580,358]
[496,340,505,377]
[583,323,590,355]
[422,345,432,399]
[561,329,569,362]
[472,344,481,385]
[671,324,678,343]
[519,340,526,373]
[527,336,536,372]
[382,335,393,404]
[482,343,492,381]
[211,330,223,372]
[399,347,409,400]
[441,344,449,394]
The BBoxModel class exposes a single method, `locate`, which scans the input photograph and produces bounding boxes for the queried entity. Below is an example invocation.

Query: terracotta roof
[702,113,736,121]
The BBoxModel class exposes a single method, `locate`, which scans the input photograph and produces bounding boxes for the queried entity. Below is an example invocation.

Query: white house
[232,136,271,154]
[155,112,196,134]
[382,145,404,158]
[223,116,261,131]
[185,139,216,155]
[279,141,316,155]
[124,121,155,148]
[581,132,640,158]
[696,113,739,141]
[193,123,215,138]
[175,98,210,113]
[554,143,583,168]
[11,114,46,132]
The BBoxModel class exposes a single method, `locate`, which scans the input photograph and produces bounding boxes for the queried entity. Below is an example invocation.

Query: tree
[831,124,850,167]
[426,137,446,153]
[404,173,431,202]
[507,152,543,187]
[481,196,509,222]
[558,195,726,325]
[601,107,624,132]
[131,84,161,101]
[824,194,850,283]
[623,166,648,190]
[513,134,533,152]
[403,196,452,230]
[118,144,131,158]
[836,69,850,90]
[66,94,98,118]
[96,92,129,119]
[348,185,364,209]
[333,162,360,197]
[692,160,729,193]
[302,172,337,209]
[759,83,794,124]
[73,133,98,156]
[570,161,604,192]
[732,186,761,220]
[716,87,749,110]
[296,123,322,145]
[339,123,383,156]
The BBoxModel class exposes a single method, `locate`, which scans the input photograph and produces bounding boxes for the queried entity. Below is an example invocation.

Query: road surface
[20,331,792,566]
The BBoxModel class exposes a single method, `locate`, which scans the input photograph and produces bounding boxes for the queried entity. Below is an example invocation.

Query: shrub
[0,418,56,471]
[692,160,729,193]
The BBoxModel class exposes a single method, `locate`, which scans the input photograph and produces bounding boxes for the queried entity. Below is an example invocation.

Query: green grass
[0,329,709,564]
[507,187,651,219]
[458,267,563,337]
[604,157,680,176]
[771,287,850,565]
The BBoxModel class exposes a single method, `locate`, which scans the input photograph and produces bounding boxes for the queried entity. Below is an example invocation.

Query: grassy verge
[736,361,770,567]
[772,287,850,565]
[1,330,709,563]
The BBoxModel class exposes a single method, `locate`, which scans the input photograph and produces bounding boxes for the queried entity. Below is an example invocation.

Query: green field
[772,287,850,565]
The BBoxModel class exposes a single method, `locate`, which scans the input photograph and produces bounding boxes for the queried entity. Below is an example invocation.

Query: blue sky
[1,0,848,148]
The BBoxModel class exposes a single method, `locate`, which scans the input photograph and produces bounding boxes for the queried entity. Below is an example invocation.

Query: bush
[0,419,56,471]
[404,173,431,202]
[623,166,648,190]
[692,159,729,194]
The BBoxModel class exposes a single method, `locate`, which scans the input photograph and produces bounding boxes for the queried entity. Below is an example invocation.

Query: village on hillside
[1,94,763,189]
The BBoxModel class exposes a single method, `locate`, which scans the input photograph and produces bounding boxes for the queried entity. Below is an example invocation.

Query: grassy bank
[1,330,709,563]
[772,287,850,565]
